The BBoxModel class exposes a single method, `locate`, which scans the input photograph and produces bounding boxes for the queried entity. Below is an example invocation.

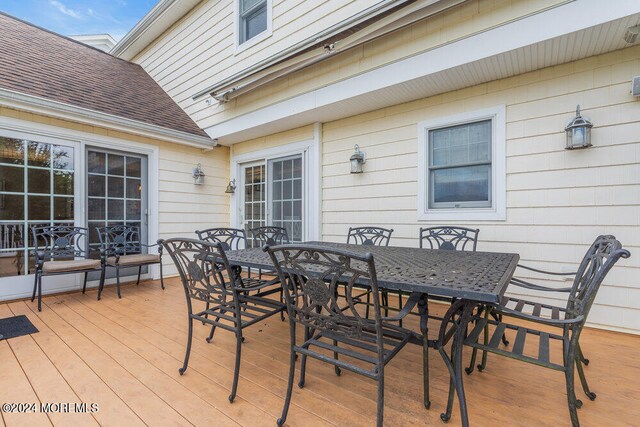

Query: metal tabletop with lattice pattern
[227,241,519,303]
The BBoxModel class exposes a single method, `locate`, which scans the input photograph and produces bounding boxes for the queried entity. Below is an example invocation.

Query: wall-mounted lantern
[225,179,236,194]
[192,163,205,185]
[565,105,593,150]
[350,144,366,174]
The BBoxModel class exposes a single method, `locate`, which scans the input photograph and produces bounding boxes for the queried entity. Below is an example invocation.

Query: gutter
[0,88,216,150]
[192,0,424,101]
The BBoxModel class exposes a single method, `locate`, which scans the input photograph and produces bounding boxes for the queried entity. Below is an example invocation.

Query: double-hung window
[418,106,506,221]
[238,0,270,46]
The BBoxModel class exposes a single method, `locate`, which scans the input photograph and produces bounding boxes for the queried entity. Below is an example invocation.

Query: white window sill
[418,207,506,222]
[235,30,272,55]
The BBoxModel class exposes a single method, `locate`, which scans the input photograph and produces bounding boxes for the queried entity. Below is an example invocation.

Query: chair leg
[82,272,88,294]
[565,347,580,427]
[578,343,589,366]
[136,265,142,286]
[280,286,285,321]
[381,291,389,317]
[492,311,509,346]
[278,346,296,427]
[97,265,106,300]
[179,317,193,375]
[333,339,341,376]
[31,271,38,302]
[229,329,243,402]
[439,347,456,422]
[298,326,310,388]
[37,272,43,312]
[159,261,165,290]
[376,370,384,427]
[575,356,596,400]
[397,291,403,327]
[418,296,431,409]
[365,291,371,319]
[115,266,121,299]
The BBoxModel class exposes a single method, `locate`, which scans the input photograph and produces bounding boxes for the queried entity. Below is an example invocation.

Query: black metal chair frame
[265,244,419,427]
[161,237,286,402]
[419,226,479,251]
[97,224,164,300]
[464,235,630,427]
[196,227,283,317]
[31,225,103,311]
[345,226,395,319]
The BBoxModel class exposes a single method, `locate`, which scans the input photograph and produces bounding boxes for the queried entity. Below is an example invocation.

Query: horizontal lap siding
[133,0,566,129]
[320,46,640,333]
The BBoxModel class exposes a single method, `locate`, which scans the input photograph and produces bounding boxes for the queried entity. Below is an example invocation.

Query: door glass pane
[108,155,125,176]
[126,157,141,178]
[0,138,25,165]
[88,151,105,173]
[0,195,24,220]
[268,155,303,243]
[108,177,124,198]
[28,196,50,220]
[53,171,74,195]
[88,175,105,197]
[53,197,74,220]
[0,165,24,192]
[28,169,50,194]
[27,142,51,167]
[242,163,266,246]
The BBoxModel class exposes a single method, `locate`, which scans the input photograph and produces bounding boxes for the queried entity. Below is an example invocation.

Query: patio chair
[196,227,283,316]
[249,225,290,246]
[161,238,286,402]
[96,225,164,300]
[464,235,630,427]
[31,225,102,311]
[419,226,479,251]
[265,244,419,427]
[346,226,394,318]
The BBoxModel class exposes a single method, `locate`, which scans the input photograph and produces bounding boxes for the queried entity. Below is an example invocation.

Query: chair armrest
[516,263,576,276]
[493,305,584,327]
[381,292,421,322]
[509,277,572,293]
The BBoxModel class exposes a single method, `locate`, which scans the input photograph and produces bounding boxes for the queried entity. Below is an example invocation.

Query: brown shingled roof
[0,12,208,138]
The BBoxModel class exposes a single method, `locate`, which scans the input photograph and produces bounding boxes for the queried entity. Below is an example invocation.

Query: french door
[239,154,304,244]
[86,147,148,279]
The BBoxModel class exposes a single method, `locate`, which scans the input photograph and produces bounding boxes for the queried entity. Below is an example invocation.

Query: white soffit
[205,1,640,144]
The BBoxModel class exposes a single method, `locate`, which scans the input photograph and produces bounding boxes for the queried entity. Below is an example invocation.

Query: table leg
[417,293,431,409]
[450,300,475,427]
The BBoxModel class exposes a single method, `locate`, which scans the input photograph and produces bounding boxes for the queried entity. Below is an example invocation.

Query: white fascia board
[111,0,201,60]
[205,0,640,143]
[0,88,215,149]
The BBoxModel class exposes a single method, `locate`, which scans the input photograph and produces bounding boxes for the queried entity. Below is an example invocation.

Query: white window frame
[235,0,273,53]
[230,137,321,241]
[417,106,506,221]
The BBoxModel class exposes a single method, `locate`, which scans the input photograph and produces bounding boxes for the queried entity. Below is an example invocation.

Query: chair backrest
[161,238,236,305]
[31,225,89,259]
[250,226,290,247]
[266,244,384,341]
[567,235,630,323]
[196,227,247,251]
[419,226,479,251]
[97,224,142,256]
[347,226,393,247]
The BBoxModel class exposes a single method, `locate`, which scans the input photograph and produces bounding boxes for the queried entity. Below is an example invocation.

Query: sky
[0,0,157,41]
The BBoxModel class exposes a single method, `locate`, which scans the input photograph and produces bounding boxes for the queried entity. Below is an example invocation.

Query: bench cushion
[107,254,160,267]
[43,259,101,273]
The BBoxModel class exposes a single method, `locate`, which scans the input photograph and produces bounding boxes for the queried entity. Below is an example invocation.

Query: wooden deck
[0,278,638,426]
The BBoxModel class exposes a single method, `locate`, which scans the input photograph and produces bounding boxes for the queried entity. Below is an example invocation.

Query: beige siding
[134,0,567,130]
[320,46,640,333]
[0,107,231,278]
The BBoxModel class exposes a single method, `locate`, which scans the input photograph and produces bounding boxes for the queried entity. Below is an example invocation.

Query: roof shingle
[0,12,208,138]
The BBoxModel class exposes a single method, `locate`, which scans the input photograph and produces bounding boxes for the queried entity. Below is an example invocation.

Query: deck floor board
[0,278,638,426]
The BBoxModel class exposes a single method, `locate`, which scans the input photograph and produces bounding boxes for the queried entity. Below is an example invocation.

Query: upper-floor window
[417,106,506,221]
[238,0,270,46]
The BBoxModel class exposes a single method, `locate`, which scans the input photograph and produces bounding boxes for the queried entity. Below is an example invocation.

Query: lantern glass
[350,157,363,174]
[565,105,593,150]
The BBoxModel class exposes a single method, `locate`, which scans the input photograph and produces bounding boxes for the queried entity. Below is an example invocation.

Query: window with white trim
[238,0,269,45]
[417,106,506,221]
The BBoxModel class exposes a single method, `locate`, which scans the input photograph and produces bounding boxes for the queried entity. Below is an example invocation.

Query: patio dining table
[227,241,519,427]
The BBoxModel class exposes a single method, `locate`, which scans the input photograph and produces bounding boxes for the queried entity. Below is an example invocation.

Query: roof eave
[111,0,201,60]
[0,88,216,149]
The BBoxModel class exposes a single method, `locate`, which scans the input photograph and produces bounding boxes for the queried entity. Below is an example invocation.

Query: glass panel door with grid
[86,148,148,279]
